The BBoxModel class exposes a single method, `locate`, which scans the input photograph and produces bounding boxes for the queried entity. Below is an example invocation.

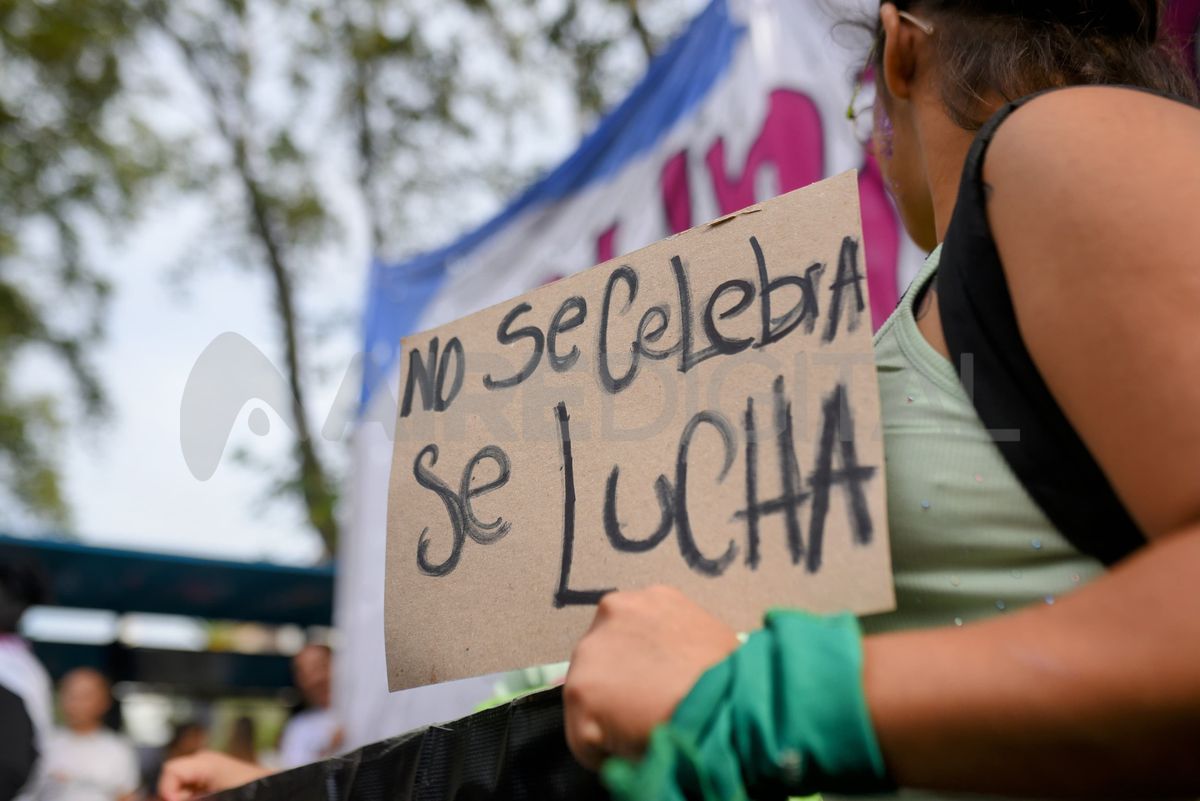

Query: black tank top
[936,91,1148,566]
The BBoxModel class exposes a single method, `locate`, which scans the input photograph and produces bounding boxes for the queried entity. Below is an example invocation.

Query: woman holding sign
[565,1,1200,798]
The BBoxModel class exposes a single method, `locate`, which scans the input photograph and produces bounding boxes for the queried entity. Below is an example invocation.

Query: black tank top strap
[936,89,1146,566]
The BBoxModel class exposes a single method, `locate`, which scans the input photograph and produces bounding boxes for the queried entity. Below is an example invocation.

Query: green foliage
[0,0,164,525]
[0,0,693,549]
[140,0,692,556]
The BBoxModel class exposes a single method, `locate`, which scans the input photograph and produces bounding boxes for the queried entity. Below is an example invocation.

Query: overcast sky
[56,198,349,565]
[22,1,690,566]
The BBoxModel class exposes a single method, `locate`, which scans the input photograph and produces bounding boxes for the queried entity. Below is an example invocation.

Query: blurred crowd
[1,567,343,801]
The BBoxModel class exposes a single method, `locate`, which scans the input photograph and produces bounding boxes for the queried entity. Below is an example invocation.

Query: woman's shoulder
[981,84,1200,280]
[975,84,1200,541]
[983,85,1199,208]
[995,84,1199,139]
[1012,83,1196,118]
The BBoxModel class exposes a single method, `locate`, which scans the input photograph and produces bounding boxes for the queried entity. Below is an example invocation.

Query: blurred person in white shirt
[278,644,341,768]
[156,644,344,800]
[40,668,139,801]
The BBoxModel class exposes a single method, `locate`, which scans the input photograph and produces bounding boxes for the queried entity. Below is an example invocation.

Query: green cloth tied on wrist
[602,610,893,801]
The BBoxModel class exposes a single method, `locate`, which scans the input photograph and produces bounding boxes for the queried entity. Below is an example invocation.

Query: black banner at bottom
[213,687,607,801]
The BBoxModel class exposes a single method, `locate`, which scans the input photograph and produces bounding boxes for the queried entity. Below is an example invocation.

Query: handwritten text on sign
[385,172,894,690]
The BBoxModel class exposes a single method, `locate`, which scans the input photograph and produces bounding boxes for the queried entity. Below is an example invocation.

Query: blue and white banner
[337,0,927,748]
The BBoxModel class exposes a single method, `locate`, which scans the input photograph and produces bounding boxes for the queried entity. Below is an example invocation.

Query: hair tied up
[1004,0,1160,44]
[879,0,1194,131]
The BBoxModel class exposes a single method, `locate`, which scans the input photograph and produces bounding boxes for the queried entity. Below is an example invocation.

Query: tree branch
[153,6,340,556]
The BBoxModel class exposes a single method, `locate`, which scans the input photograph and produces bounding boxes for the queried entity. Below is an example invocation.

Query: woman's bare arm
[986,87,1200,542]
[870,86,1200,796]
[566,87,1200,796]
[568,533,1200,797]
[867,523,1200,797]
[866,85,1200,796]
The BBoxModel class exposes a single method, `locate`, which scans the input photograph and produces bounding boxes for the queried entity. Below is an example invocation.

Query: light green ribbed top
[825,247,1108,801]
[861,246,1103,636]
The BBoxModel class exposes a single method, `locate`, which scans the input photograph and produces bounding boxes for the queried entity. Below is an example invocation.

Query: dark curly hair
[871,0,1198,129]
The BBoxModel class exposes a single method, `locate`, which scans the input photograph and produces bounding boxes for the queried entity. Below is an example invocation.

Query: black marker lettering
[774,375,808,564]
[703,279,756,356]
[461,445,512,544]
[752,236,825,348]
[672,256,720,373]
[806,383,877,572]
[435,337,465,412]
[413,444,466,577]
[603,468,674,553]
[636,305,677,361]
[742,397,761,570]
[554,402,613,607]
[598,267,641,394]
[484,302,545,390]
[823,236,866,343]
[547,296,587,373]
[673,411,738,576]
[734,376,811,566]
[400,338,439,419]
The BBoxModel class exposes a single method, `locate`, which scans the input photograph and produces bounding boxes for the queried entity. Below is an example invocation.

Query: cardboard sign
[384,171,894,690]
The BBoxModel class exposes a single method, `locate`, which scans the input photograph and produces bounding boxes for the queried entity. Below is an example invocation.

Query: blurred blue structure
[0,534,333,695]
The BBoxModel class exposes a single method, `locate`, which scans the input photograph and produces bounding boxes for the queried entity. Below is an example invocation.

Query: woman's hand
[158,751,272,801]
[563,585,740,770]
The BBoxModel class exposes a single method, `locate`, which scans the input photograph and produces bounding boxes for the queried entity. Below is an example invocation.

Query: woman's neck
[916,103,980,243]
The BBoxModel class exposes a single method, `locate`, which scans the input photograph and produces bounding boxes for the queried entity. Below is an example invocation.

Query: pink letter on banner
[660,150,693,235]
[659,87,902,329]
[595,223,619,263]
[857,152,900,328]
[705,89,824,215]
[706,88,898,328]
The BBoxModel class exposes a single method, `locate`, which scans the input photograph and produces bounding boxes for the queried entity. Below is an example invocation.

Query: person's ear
[879,3,919,103]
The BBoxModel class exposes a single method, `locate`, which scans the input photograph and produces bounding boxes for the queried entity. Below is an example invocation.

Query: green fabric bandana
[602,610,894,801]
